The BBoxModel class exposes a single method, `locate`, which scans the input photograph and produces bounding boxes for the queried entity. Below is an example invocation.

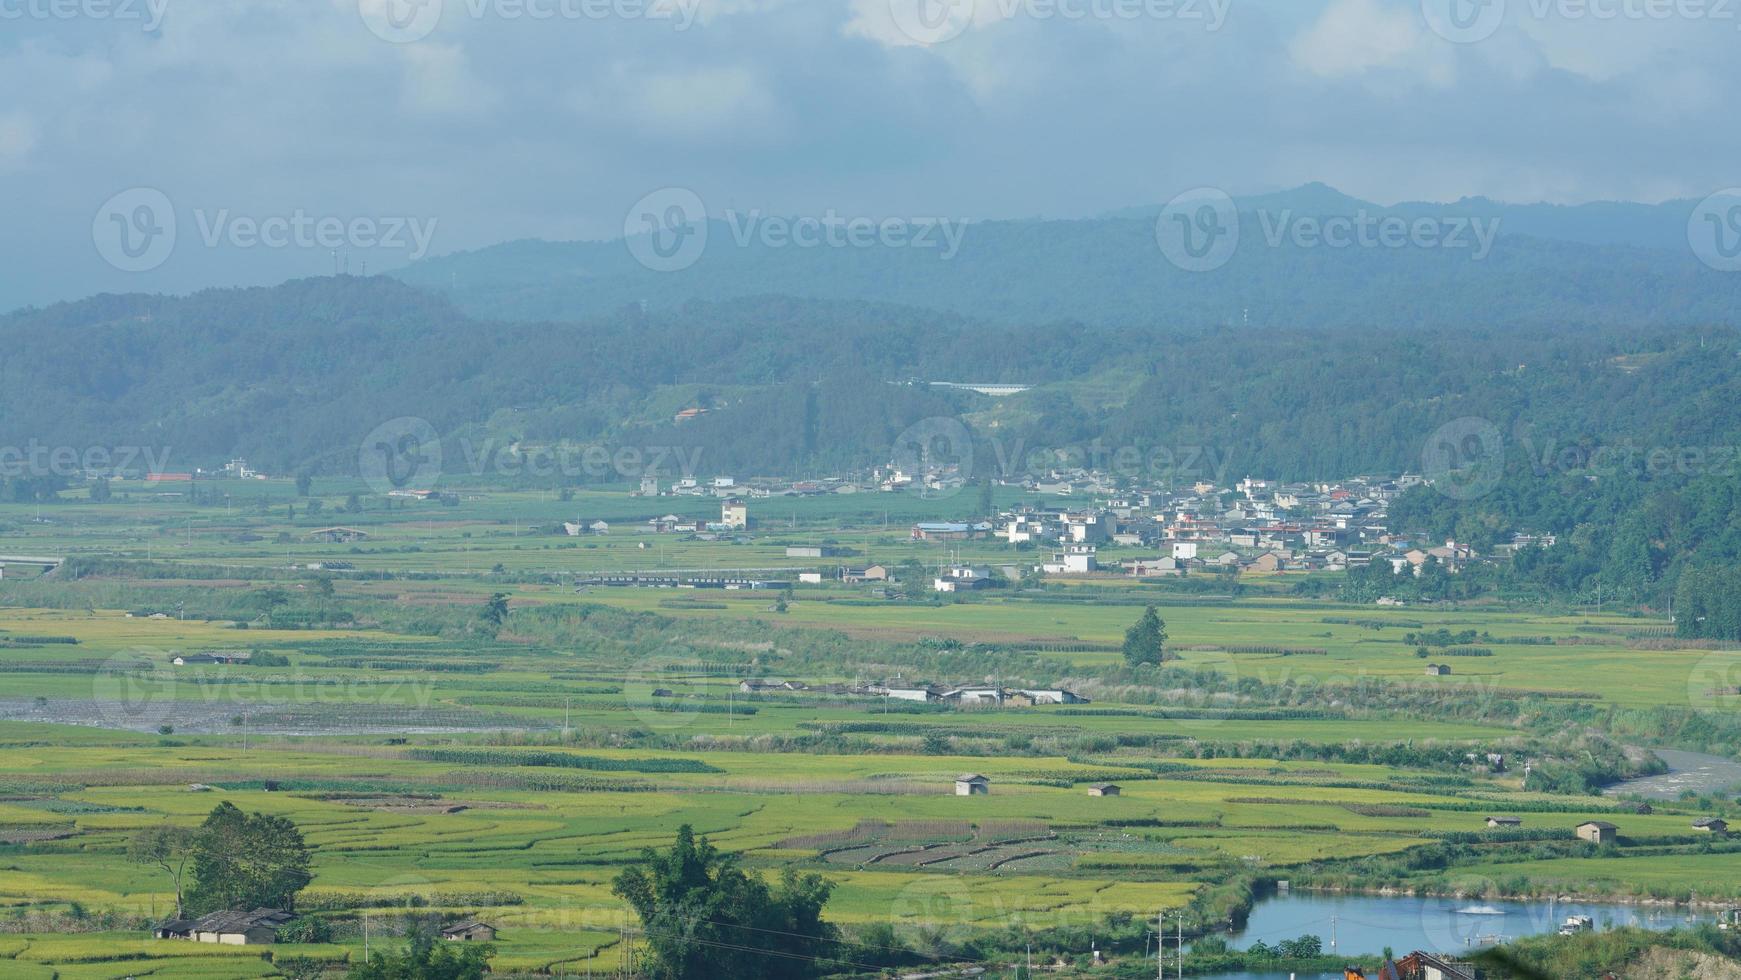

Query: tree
[129,824,197,917]
[480,593,510,632]
[346,934,491,980]
[976,479,994,519]
[184,802,313,915]
[1122,605,1168,667]
[613,825,840,980]
[295,472,313,496]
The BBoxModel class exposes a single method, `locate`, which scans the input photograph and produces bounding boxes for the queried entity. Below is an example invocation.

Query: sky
[2,0,1737,310]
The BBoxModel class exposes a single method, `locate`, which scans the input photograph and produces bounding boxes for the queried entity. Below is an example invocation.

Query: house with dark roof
[1576,820,1618,844]
[441,919,498,942]
[186,908,293,945]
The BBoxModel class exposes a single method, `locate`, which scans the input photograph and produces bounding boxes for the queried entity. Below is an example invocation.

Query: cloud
[2,0,1741,309]
[1288,0,1434,80]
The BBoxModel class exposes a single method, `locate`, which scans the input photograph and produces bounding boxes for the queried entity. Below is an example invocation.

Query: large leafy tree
[613,825,839,980]
[184,802,313,915]
[1122,605,1169,667]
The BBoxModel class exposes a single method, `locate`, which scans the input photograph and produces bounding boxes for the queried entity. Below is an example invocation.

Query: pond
[1605,748,1741,800]
[1217,891,1709,959]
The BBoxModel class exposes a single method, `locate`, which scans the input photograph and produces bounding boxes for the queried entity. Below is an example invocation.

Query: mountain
[395,184,1741,328]
[6,275,1740,486]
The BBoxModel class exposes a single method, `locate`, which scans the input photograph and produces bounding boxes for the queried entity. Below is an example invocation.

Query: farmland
[0,481,1738,977]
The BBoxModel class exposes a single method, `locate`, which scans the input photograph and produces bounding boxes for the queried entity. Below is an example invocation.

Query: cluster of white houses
[737,679,1088,707]
[900,474,1549,585]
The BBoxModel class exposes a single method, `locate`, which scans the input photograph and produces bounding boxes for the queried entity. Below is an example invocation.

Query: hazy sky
[3,0,1736,309]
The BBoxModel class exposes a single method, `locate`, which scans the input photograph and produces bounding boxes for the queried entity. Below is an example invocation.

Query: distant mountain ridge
[396,183,1741,328]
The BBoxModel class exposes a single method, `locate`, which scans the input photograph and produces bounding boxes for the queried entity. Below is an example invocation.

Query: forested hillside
[4,275,1738,478]
[397,186,1741,328]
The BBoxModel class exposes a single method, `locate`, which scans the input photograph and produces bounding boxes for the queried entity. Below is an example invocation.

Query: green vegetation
[0,479,1737,976]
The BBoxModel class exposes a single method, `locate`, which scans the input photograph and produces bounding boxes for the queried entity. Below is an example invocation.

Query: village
[549,464,1550,593]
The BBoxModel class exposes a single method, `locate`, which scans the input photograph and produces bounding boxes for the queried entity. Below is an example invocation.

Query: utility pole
[1157,909,1165,979]
[1176,912,1183,977]
[1331,913,1338,953]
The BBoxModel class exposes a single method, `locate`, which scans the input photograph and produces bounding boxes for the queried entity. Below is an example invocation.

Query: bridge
[0,555,65,578]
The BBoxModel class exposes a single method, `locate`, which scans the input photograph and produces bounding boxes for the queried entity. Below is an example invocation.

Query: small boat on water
[1456,904,1505,916]
[1558,914,1595,936]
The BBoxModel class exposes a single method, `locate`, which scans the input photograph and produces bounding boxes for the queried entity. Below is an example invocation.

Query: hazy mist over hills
[392,184,1741,328]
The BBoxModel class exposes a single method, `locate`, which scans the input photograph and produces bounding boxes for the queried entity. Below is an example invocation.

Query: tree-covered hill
[396,185,1741,328]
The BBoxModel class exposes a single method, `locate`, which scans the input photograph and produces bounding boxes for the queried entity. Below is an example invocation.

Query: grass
[0,487,1737,975]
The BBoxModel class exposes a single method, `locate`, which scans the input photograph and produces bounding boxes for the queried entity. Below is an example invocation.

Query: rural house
[1087,783,1121,797]
[955,774,989,796]
[1485,816,1522,829]
[1695,817,1729,834]
[440,919,498,942]
[172,908,293,945]
[1576,820,1618,844]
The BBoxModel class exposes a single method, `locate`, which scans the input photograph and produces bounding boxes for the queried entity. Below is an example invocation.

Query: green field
[0,483,1737,977]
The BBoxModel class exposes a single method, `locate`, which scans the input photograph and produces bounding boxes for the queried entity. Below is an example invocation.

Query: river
[1605,748,1741,800]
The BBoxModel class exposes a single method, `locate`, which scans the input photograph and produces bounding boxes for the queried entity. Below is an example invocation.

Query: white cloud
[571,63,780,140]
[1288,0,1427,78]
